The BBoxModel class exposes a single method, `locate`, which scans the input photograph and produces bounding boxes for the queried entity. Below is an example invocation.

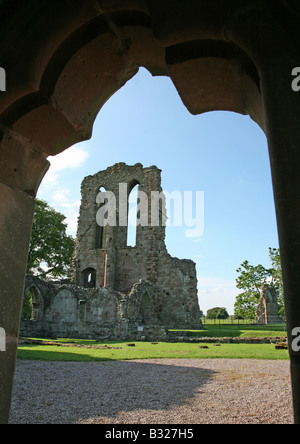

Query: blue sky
[38,67,279,315]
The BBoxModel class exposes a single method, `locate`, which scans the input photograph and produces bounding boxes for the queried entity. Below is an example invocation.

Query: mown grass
[171,323,287,338]
[17,338,289,362]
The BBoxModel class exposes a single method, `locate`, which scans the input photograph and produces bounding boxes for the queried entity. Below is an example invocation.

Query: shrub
[207,307,229,320]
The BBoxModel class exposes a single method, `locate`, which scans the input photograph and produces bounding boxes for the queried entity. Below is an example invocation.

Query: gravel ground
[10,359,293,424]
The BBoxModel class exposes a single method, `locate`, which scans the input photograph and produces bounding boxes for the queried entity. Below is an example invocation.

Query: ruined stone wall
[21,163,202,340]
[72,162,202,330]
[157,254,201,329]
[20,276,168,341]
[255,283,284,325]
[115,248,148,291]
[73,163,166,290]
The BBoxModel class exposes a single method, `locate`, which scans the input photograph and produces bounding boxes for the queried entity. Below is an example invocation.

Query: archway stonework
[23,285,44,322]
[1,0,300,424]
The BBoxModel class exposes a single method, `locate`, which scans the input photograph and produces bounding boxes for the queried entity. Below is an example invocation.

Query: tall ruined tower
[73,162,202,329]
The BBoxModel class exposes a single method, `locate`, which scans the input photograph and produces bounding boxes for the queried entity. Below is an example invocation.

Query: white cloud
[43,145,88,186]
[193,254,205,260]
[197,276,238,315]
[52,189,71,203]
[59,201,81,235]
[38,144,88,236]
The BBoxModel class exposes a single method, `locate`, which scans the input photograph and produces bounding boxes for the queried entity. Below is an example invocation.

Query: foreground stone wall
[21,276,168,341]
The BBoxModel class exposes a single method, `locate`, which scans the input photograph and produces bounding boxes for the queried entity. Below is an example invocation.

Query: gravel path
[10,359,293,424]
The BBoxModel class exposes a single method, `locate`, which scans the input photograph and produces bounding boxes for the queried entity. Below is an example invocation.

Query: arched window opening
[127,183,139,247]
[22,287,43,321]
[139,293,152,325]
[95,186,106,249]
[82,268,96,288]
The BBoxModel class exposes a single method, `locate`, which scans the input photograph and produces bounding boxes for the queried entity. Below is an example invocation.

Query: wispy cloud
[197,276,238,315]
[193,254,205,260]
[59,201,81,235]
[43,145,88,186]
[38,144,88,236]
[50,190,81,235]
[192,237,203,243]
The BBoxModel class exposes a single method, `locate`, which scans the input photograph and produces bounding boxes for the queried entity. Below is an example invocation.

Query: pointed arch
[139,292,153,325]
[127,182,140,247]
[82,268,97,288]
[22,285,44,321]
[95,186,106,249]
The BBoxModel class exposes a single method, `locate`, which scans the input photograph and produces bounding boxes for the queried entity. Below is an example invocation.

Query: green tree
[234,261,271,319]
[234,248,284,319]
[27,199,75,278]
[207,307,229,320]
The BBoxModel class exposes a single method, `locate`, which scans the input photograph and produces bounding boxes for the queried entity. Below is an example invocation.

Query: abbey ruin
[21,163,203,340]
[2,0,300,425]
[255,283,284,325]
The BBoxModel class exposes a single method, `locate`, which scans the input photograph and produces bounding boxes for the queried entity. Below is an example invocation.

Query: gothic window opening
[82,268,96,288]
[22,286,43,321]
[96,186,106,249]
[95,225,104,249]
[140,292,152,325]
[127,183,139,247]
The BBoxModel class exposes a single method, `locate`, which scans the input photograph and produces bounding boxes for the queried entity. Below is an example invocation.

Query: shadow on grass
[17,348,114,362]
[10,359,216,424]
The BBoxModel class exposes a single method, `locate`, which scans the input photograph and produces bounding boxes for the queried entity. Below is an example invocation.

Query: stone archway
[22,285,44,322]
[139,292,153,325]
[1,0,300,424]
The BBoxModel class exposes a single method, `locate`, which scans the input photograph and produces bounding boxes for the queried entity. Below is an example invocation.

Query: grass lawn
[172,323,287,338]
[17,324,289,362]
[17,338,289,362]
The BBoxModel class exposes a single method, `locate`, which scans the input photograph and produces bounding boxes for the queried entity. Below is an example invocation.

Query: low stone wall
[166,331,287,344]
[22,275,201,341]
[20,319,168,342]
